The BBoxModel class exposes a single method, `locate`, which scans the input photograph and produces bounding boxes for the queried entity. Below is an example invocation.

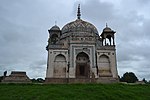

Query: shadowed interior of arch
[76,52,90,78]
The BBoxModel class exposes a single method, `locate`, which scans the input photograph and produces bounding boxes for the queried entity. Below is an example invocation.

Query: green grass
[0,83,150,100]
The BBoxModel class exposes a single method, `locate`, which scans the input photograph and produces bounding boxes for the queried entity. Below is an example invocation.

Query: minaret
[77,4,81,19]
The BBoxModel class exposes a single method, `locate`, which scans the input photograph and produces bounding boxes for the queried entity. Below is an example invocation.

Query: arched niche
[99,55,110,64]
[54,54,66,78]
[54,54,66,62]
[98,55,111,75]
[99,55,110,69]
[76,52,90,78]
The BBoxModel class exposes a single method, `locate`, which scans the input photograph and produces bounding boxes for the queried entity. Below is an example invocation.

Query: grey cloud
[75,0,150,80]
[27,60,47,78]
[0,0,48,77]
[29,60,47,69]
[0,0,150,80]
[73,0,116,32]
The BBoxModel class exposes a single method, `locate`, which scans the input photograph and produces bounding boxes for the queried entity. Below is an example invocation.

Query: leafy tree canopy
[120,72,138,83]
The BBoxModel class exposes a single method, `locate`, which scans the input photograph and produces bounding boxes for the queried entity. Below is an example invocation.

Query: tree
[37,78,45,83]
[31,78,45,83]
[148,80,150,84]
[31,78,37,83]
[120,72,138,83]
[142,78,147,83]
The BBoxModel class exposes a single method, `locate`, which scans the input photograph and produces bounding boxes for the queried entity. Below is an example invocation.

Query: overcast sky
[0,0,150,80]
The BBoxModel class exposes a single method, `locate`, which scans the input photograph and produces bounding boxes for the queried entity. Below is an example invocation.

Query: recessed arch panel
[54,54,66,62]
[98,54,112,76]
[54,54,67,78]
[99,55,110,63]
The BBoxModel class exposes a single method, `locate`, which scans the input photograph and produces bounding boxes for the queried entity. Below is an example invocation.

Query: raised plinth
[45,77,119,84]
[2,71,31,83]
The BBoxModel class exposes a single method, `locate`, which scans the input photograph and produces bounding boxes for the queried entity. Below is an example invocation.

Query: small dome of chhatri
[103,27,111,32]
[103,23,114,32]
[50,25,60,31]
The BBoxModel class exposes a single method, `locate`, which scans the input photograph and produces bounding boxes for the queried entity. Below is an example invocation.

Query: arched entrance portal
[76,52,90,78]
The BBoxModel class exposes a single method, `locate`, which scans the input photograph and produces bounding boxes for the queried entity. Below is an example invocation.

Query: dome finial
[106,23,108,27]
[77,4,81,19]
[55,21,57,26]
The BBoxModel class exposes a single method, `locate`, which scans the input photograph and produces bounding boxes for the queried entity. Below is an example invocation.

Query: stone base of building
[45,77,119,84]
[2,71,31,83]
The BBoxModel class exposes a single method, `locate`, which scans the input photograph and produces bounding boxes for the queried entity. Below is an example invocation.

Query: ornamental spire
[77,4,81,19]
[106,23,108,27]
[55,21,57,26]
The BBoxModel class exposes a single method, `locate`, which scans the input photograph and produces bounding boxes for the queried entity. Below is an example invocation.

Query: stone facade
[45,5,118,83]
[2,71,31,83]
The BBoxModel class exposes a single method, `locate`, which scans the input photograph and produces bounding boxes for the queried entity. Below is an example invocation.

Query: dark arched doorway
[76,52,90,78]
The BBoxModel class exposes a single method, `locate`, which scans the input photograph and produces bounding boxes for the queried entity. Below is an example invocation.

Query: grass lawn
[0,83,150,100]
